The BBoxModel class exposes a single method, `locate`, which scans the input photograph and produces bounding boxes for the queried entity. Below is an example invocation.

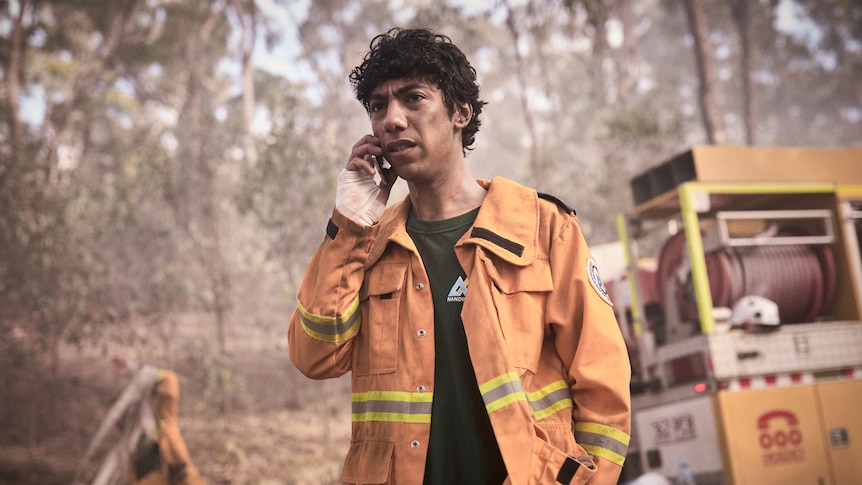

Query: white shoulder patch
[587,257,612,306]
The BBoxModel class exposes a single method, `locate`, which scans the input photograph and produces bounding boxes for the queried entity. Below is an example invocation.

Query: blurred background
[1,0,860,483]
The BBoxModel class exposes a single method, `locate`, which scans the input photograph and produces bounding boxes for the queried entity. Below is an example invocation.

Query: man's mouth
[385,141,415,155]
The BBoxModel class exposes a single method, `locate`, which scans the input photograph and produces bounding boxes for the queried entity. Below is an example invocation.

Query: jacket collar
[367,176,539,268]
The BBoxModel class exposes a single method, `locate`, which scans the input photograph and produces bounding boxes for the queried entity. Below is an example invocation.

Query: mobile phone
[374,155,392,184]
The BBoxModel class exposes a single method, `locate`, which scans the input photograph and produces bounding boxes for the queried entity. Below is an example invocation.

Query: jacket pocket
[529,427,597,485]
[341,439,395,484]
[356,263,405,376]
[486,258,553,373]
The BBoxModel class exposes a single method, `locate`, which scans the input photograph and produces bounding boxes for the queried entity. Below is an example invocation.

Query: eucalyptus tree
[763,0,862,146]
[0,0,266,366]
[728,0,755,144]
[682,0,726,143]
[240,0,403,285]
[0,0,171,372]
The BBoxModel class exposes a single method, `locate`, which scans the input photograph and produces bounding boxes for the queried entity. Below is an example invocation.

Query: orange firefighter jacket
[133,370,204,485]
[289,177,631,485]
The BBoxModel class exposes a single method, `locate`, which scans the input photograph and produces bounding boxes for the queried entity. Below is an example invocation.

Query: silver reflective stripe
[352,391,433,423]
[480,372,528,413]
[528,384,573,419]
[575,422,631,466]
[482,379,525,405]
[299,309,359,339]
[296,297,361,343]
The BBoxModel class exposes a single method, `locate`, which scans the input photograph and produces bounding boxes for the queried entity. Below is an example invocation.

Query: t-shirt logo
[447,276,468,302]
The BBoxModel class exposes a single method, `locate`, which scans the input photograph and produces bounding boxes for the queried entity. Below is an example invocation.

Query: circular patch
[587,257,612,306]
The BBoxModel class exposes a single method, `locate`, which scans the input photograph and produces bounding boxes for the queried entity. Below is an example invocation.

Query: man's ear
[453,102,472,129]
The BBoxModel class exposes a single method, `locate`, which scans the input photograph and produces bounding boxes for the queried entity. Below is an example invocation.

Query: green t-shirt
[407,207,507,485]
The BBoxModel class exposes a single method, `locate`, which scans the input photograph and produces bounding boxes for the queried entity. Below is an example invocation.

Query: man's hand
[336,135,396,226]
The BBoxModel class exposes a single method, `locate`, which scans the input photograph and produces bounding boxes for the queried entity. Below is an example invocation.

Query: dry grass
[185,407,351,484]
[0,316,356,485]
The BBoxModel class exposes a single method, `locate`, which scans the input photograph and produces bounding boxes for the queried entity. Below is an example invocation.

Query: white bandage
[335,168,386,226]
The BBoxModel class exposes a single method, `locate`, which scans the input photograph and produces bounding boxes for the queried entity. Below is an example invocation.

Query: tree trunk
[616,0,639,103]
[3,0,28,166]
[730,0,756,145]
[231,0,258,166]
[682,0,726,144]
[505,2,542,187]
[172,4,233,355]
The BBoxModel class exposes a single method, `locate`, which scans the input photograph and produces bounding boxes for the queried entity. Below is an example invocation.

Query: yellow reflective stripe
[353,413,431,423]
[580,444,626,467]
[527,380,568,399]
[478,371,520,394]
[296,297,360,343]
[353,390,434,402]
[351,391,433,424]
[575,422,630,466]
[479,375,574,418]
[527,380,573,420]
[574,422,631,445]
[479,372,528,414]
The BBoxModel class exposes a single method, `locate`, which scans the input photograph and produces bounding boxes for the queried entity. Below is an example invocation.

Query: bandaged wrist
[335,168,386,226]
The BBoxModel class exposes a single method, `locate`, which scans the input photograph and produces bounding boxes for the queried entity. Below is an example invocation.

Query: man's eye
[370,103,385,112]
[408,93,424,102]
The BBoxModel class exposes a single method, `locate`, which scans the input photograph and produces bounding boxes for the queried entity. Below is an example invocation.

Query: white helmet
[731,295,781,328]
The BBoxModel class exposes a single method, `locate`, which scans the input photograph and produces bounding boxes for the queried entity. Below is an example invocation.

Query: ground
[0,318,354,485]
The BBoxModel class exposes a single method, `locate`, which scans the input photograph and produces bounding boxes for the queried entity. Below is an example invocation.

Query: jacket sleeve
[152,370,205,485]
[288,208,377,379]
[547,214,631,484]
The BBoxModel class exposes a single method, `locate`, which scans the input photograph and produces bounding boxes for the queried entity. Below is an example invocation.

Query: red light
[694,382,708,393]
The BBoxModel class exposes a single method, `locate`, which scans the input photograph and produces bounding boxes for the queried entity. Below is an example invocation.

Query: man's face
[368,78,465,183]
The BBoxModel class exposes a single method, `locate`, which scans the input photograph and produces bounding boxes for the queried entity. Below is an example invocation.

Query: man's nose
[382,102,407,132]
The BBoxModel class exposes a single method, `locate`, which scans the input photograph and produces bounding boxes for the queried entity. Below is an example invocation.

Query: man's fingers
[348,135,383,175]
[346,157,375,175]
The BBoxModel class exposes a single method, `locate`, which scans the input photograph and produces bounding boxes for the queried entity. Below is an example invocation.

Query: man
[288,28,630,485]
[76,359,204,485]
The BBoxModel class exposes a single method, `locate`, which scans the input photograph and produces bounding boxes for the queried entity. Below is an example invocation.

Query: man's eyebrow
[369,82,430,100]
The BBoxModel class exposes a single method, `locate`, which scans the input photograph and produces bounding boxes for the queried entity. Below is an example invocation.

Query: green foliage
[605,104,664,140]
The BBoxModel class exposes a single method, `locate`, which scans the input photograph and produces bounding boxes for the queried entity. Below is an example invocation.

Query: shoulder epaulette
[537,192,576,215]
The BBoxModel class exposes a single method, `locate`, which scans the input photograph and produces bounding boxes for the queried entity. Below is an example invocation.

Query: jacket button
[417,385,425,393]
[415,283,425,290]
[410,440,421,449]
[417,329,427,338]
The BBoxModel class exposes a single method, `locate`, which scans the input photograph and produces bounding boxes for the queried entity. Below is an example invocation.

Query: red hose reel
[656,231,836,324]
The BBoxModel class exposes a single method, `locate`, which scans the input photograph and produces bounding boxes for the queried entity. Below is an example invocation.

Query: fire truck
[611,146,862,485]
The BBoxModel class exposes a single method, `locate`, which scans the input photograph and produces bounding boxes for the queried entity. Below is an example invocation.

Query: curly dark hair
[349,28,487,154]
